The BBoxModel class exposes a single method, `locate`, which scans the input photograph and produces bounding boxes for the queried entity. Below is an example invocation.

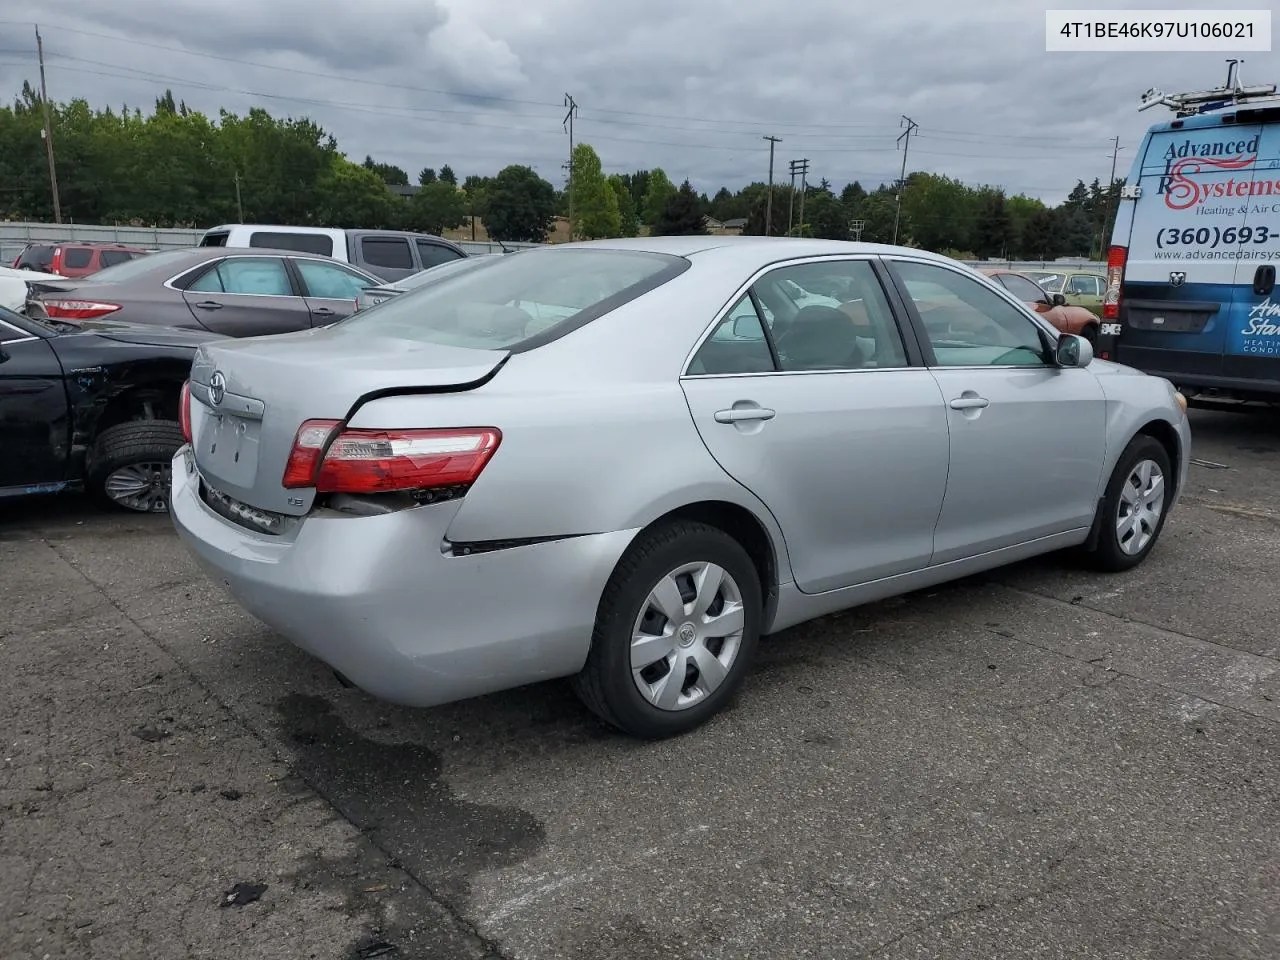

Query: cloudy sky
[1,0,1276,204]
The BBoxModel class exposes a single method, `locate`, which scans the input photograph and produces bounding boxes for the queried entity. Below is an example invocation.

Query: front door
[291,258,380,326]
[680,258,950,594]
[0,317,68,489]
[181,256,312,337]
[888,258,1107,565]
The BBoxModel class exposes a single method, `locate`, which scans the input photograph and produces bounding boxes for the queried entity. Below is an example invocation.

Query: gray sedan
[25,247,383,338]
[170,237,1191,738]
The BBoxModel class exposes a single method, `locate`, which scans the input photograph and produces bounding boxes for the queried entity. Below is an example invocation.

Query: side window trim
[882,256,1060,369]
[681,254,925,377]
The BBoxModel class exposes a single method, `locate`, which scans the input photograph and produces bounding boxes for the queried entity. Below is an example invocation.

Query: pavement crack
[39,540,514,960]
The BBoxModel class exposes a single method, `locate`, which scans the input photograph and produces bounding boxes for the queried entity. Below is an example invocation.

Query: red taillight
[281,421,501,494]
[40,299,122,320]
[179,380,192,443]
[1102,245,1126,320]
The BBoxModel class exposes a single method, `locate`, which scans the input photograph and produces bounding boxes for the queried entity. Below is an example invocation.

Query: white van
[196,225,468,283]
[1097,70,1280,403]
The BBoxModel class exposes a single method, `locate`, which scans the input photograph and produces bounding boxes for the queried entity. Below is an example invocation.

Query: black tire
[572,520,763,739]
[1081,323,1098,346]
[1083,434,1173,572]
[86,420,186,514]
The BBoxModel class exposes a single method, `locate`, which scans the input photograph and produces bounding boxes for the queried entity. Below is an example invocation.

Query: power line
[893,115,918,245]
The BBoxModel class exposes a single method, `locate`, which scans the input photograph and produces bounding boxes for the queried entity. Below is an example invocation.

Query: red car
[11,242,151,278]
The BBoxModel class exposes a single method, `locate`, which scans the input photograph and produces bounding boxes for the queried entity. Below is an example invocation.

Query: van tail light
[282,422,502,494]
[179,380,192,443]
[1103,245,1126,320]
[39,299,122,320]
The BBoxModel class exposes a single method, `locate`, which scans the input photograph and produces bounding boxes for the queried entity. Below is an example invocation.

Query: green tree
[652,180,708,236]
[641,168,676,227]
[1021,209,1059,260]
[608,174,639,237]
[315,157,397,227]
[362,155,408,185]
[418,167,437,185]
[406,180,467,235]
[743,182,795,236]
[439,164,457,185]
[840,181,867,206]
[484,164,557,242]
[973,189,1012,258]
[570,143,620,239]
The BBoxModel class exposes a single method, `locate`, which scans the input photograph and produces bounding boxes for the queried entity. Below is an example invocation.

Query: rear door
[290,258,381,326]
[1230,119,1280,374]
[680,256,950,594]
[1122,120,1265,380]
[180,256,312,337]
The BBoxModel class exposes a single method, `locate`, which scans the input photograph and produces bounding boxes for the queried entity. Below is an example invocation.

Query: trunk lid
[188,326,508,517]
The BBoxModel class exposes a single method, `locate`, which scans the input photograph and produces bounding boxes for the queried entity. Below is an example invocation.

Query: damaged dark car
[0,304,224,513]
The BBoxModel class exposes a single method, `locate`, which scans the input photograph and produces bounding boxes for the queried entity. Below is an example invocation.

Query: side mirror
[1055,333,1093,368]
[1051,292,1067,307]
[731,316,762,339]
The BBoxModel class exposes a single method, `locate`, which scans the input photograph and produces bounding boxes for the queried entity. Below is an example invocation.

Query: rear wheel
[86,421,185,514]
[572,520,763,738]
[1083,435,1172,572]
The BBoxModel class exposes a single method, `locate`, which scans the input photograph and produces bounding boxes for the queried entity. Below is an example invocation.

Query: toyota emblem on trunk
[209,371,226,406]
[1169,271,1186,287]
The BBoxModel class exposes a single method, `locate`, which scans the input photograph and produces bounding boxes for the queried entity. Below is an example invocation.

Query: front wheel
[572,520,763,738]
[1083,435,1172,572]
[86,420,185,513]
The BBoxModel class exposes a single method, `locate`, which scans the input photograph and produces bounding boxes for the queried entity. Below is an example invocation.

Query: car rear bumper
[169,447,637,708]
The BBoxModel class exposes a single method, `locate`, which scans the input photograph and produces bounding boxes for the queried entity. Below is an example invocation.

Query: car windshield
[331,248,687,350]
[80,249,186,283]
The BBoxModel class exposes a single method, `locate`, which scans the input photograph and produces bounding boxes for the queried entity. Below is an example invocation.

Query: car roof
[552,235,967,264]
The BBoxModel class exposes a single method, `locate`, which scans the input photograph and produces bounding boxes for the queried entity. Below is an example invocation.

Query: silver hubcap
[104,462,171,513]
[630,561,745,712]
[1116,458,1165,555]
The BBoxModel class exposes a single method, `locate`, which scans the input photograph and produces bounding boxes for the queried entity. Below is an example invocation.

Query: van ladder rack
[1139,60,1277,117]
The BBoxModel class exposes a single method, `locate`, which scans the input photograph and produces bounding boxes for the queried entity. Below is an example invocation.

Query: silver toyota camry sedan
[171,238,1191,739]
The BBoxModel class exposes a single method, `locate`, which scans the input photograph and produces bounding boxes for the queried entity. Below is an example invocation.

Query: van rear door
[1121,120,1264,382]
[1229,121,1280,373]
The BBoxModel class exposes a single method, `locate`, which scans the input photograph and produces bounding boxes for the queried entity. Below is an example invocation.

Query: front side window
[99,249,135,268]
[330,247,687,350]
[294,259,377,299]
[187,257,292,296]
[892,260,1050,367]
[1068,274,1103,296]
[416,240,463,268]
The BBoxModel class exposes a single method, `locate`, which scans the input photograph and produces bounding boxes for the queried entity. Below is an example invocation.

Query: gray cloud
[2,0,1276,204]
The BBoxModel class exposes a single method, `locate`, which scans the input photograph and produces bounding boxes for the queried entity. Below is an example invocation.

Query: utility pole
[35,26,62,224]
[893,115,918,245]
[233,170,244,221]
[1098,136,1120,258]
[787,159,800,235]
[563,94,578,241]
[763,136,781,235]
[796,159,810,236]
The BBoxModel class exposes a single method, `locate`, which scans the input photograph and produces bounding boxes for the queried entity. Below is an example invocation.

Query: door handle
[949,396,989,410]
[714,407,776,423]
[312,307,336,316]
[1255,264,1276,296]
[193,300,223,310]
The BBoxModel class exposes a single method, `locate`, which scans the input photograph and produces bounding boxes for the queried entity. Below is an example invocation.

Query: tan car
[981,269,1101,343]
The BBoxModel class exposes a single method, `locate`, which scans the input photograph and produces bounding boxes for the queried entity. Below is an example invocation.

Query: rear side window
[249,231,333,256]
[188,257,293,296]
[61,247,93,269]
[331,248,688,350]
[416,239,462,269]
[995,273,1048,302]
[200,232,229,247]
[99,249,135,267]
[361,237,413,269]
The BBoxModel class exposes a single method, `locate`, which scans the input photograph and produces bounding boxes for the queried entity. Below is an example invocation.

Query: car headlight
[1174,390,1188,415]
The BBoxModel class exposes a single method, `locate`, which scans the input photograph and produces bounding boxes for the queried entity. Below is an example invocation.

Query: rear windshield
[84,248,195,283]
[331,248,689,350]
[17,245,54,269]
